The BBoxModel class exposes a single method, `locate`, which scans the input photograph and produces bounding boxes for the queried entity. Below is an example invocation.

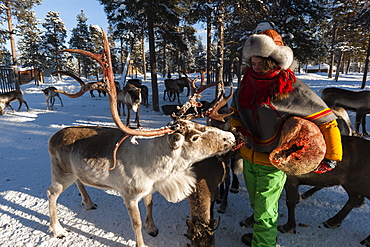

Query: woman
[230,29,342,246]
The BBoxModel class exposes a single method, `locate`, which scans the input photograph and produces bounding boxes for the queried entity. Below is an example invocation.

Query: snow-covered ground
[0,72,369,247]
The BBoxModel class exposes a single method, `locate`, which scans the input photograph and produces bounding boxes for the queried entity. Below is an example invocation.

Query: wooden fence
[0,66,18,94]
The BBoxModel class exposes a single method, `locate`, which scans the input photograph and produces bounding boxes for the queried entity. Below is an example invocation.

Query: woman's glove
[230,126,247,150]
[312,158,337,174]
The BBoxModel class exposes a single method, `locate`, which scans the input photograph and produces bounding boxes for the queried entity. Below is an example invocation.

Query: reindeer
[185,156,226,247]
[184,97,247,247]
[127,78,142,88]
[140,85,149,108]
[90,89,106,97]
[42,86,63,110]
[127,79,149,108]
[321,87,370,136]
[0,90,29,115]
[164,78,182,103]
[46,29,236,247]
[163,76,197,103]
[277,135,370,246]
[117,84,142,128]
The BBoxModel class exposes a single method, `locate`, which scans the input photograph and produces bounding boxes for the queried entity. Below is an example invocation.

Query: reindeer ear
[168,132,184,150]
[210,218,218,228]
[186,219,193,228]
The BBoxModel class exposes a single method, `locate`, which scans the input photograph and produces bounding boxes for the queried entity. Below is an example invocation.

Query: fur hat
[242,29,294,70]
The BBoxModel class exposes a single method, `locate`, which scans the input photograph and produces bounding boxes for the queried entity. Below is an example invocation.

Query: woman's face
[251,56,266,73]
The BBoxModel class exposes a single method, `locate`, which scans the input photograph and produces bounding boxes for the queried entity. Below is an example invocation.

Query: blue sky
[33,0,206,42]
[34,0,109,37]
[3,0,206,52]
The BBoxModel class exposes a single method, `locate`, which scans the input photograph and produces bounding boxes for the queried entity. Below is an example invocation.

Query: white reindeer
[47,29,235,247]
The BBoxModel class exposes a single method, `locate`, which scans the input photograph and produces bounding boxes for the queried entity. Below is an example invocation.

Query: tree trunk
[147,10,159,111]
[6,2,16,66]
[216,1,225,98]
[361,34,370,89]
[206,0,212,84]
[141,29,147,81]
[329,27,337,78]
[162,39,167,77]
[335,51,343,82]
[345,57,351,74]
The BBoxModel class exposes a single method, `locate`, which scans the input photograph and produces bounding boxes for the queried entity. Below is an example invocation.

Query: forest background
[0,0,369,111]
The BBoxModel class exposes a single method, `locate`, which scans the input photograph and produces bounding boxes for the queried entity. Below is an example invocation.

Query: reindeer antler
[173,80,233,122]
[55,29,174,137]
[51,71,106,98]
[54,28,233,135]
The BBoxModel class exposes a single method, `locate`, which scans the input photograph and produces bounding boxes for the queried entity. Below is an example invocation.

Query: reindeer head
[185,219,218,247]
[51,28,233,138]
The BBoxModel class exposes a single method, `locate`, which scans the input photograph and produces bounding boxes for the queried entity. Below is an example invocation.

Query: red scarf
[239,67,296,111]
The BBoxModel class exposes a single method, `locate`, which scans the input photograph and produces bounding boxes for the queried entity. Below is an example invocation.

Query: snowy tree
[194,38,207,70]
[69,10,94,79]
[99,0,186,111]
[16,10,44,84]
[0,0,41,65]
[41,11,67,80]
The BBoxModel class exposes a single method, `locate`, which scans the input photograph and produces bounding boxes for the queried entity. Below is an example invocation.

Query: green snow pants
[243,159,287,247]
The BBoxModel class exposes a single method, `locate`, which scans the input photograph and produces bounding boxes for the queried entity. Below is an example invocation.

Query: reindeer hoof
[323,219,341,229]
[217,208,226,214]
[230,187,239,194]
[148,228,159,237]
[240,216,255,228]
[360,236,370,246]
[82,202,97,210]
[278,225,296,234]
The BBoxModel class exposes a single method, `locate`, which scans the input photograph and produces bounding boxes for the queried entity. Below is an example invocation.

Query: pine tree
[16,10,44,84]
[41,11,67,80]
[89,25,104,81]
[69,10,94,79]
[0,0,42,65]
[99,0,185,111]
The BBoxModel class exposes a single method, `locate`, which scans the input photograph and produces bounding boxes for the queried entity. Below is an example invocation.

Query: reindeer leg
[323,187,364,228]
[360,111,369,136]
[75,179,97,210]
[230,157,240,193]
[57,95,64,107]
[22,100,29,111]
[176,92,180,104]
[135,106,141,128]
[301,186,323,199]
[278,176,300,234]
[144,194,159,237]
[218,165,230,214]
[126,107,131,127]
[122,103,127,116]
[355,111,363,135]
[50,97,55,110]
[47,173,76,238]
[124,197,146,247]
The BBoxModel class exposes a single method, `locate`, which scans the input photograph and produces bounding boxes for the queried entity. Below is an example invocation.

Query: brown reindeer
[117,84,142,128]
[46,29,235,247]
[42,86,63,110]
[321,87,370,136]
[185,99,246,247]
[278,135,370,246]
[0,90,29,115]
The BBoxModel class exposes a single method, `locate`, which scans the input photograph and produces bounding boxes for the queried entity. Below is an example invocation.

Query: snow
[1,72,370,247]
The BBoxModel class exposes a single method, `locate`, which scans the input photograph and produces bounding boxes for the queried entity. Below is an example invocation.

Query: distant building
[306,64,336,73]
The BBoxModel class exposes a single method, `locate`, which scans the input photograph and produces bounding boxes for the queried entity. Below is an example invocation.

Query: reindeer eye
[191,135,200,142]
